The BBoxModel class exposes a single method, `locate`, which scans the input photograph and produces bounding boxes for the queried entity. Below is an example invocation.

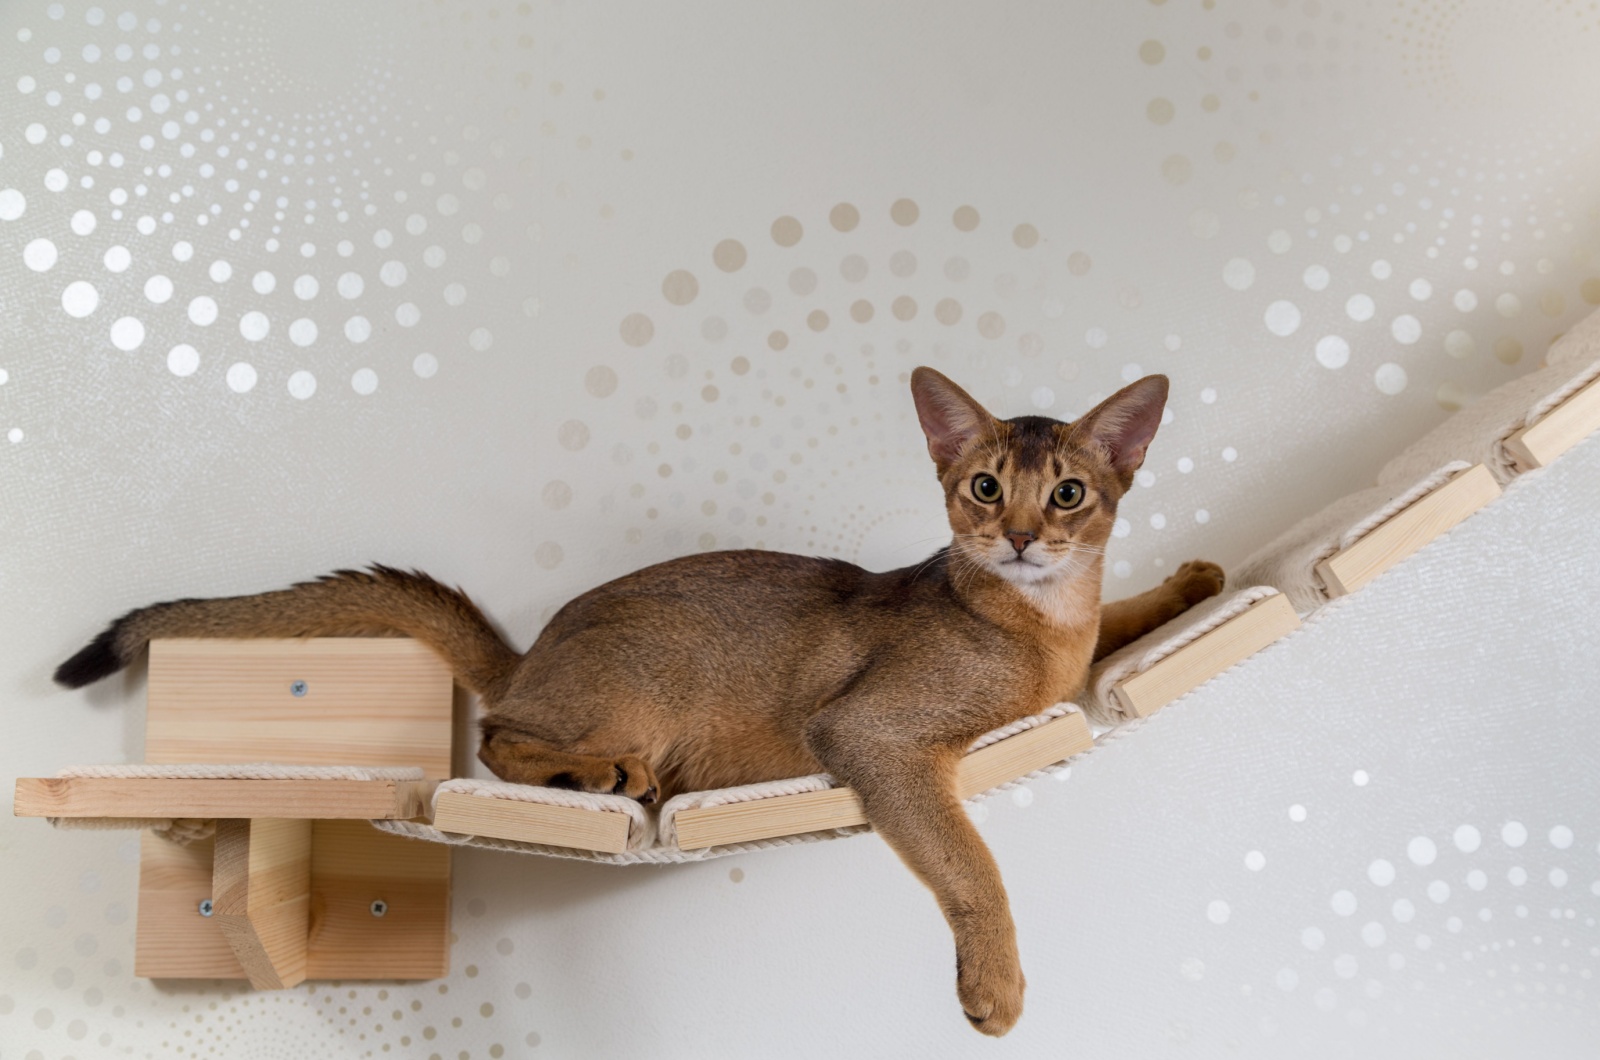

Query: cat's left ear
[910,367,995,472]
[1073,374,1169,482]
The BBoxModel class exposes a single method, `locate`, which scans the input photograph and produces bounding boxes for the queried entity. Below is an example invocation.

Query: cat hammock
[15,309,1600,987]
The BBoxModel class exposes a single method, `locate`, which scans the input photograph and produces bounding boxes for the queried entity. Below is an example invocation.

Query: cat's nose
[1003,530,1035,554]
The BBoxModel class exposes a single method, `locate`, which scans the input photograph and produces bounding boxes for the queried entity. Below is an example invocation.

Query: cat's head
[910,367,1168,590]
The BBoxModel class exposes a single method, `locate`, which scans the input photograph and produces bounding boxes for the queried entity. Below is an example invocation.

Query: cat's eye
[971,474,1002,504]
[1051,479,1086,510]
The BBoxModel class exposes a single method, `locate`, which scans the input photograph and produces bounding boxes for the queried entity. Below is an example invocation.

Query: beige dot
[729,868,745,883]
[743,287,772,314]
[770,216,803,247]
[977,311,1006,339]
[890,250,917,278]
[807,310,829,332]
[1161,154,1194,185]
[584,365,618,397]
[1494,336,1523,365]
[1139,40,1166,64]
[701,316,728,342]
[892,296,918,321]
[1147,97,1175,125]
[1013,224,1040,249]
[698,532,717,549]
[731,356,750,375]
[945,256,971,281]
[1582,278,1600,305]
[1201,93,1220,112]
[890,198,920,226]
[702,384,720,402]
[850,299,874,323]
[768,330,789,350]
[658,463,674,478]
[1068,252,1093,276]
[1018,332,1043,356]
[712,239,747,272]
[952,205,980,231]
[535,542,564,569]
[662,270,699,305]
[542,481,572,510]
[934,298,963,325]
[1539,290,1566,317]
[829,203,859,232]
[619,312,654,347]
[1436,380,1467,412]
[788,268,818,295]
[557,420,591,450]
[1214,141,1236,163]
[675,424,692,440]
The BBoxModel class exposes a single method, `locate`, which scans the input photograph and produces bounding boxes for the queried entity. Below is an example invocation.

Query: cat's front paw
[957,947,1026,1037]
[610,755,660,804]
[1166,559,1225,607]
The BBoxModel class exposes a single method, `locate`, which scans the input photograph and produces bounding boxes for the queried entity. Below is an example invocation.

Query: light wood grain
[213,819,312,989]
[1314,464,1501,598]
[672,711,1094,851]
[135,832,248,980]
[15,777,431,819]
[433,792,634,854]
[1503,374,1600,472]
[304,821,451,981]
[146,639,454,781]
[1110,594,1301,719]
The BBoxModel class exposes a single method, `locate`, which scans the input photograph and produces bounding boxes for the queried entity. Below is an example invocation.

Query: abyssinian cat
[56,367,1223,1036]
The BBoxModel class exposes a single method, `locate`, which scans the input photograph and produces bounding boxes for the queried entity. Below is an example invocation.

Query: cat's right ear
[911,367,994,471]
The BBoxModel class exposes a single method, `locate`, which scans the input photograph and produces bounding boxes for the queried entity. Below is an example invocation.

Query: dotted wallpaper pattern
[3,1,1600,1057]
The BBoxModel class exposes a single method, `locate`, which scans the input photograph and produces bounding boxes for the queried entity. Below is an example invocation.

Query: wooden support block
[1110,594,1301,719]
[14,777,432,820]
[213,819,312,990]
[134,832,247,981]
[433,793,634,854]
[1313,464,1501,599]
[672,711,1094,851]
[1503,374,1600,472]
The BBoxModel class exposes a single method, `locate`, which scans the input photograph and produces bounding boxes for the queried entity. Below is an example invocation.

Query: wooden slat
[672,711,1094,851]
[134,832,247,980]
[213,819,313,990]
[1313,464,1501,598]
[1110,594,1301,719]
[145,639,453,781]
[15,777,432,820]
[1503,373,1600,472]
[433,792,634,854]
[304,821,451,981]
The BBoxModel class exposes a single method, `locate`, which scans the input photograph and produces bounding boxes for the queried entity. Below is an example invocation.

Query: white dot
[1368,860,1395,887]
[1427,880,1450,903]
[1409,278,1432,300]
[1315,335,1349,369]
[70,209,96,236]
[1453,289,1477,312]
[1135,469,1156,488]
[6,428,21,444]
[444,282,467,306]
[44,168,68,192]
[1223,258,1255,291]
[1407,837,1437,866]
[380,260,407,287]
[1507,866,1527,886]
[337,272,364,299]
[1550,868,1569,888]
[208,260,232,283]
[286,370,317,401]
[395,303,421,327]
[1112,559,1132,579]
[1454,826,1480,853]
[300,242,316,258]
[1207,900,1230,925]
[1374,363,1407,395]
[1222,447,1238,462]
[252,270,276,295]
[1392,899,1416,923]
[24,238,58,272]
[1030,386,1055,409]
[343,316,371,343]
[1194,509,1210,524]
[414,353,439,378]
[469,327,493,351]
[0,188,25,220]
[1346,294,1375,322]
[1466,869,1487,891]
[1502,821,1528,848]
[1245,851,1266,872]
[1444,329,1474,358]
[352,368,378,396]
[1301,927,1324,951]
[436,193,461,216]
[144,275,173,303]
[294,275,319,299]
[109,316,144,351]
[226,362,257,393]
[1495,292,1521,318]
[288,318,317,347]
[166,344,198,376]
[1390,315,1421,344]
[1264,300,1301,337]
[0,368,8,385]
[423,245,445,268]
[1275,968,1298,992]
[1331,890,1357,916]
[1176,457,1194,473]
[1267,228,1292,254]
[239,311,269,342]
[1549,826,1573,849]
[1200,387,1217,404]
[187,296,218,327]
[1352,769,1369,787]
[1303,264,1330,291]
[25,124,46,146]
[1112,517,1130,538]
[171,241,193,263]
[1084,327,1108,349]
[1370,259,1393,280]
[102,245,130,273]
[1289,804,1306,822]
[61,281,99,318]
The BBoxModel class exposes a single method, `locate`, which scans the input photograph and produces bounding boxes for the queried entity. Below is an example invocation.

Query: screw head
[198,899,214,917]
[290,681,308,697]
[369,900,388,918]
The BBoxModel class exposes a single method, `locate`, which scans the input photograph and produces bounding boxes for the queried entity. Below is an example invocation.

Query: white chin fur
[992,556,1058,585]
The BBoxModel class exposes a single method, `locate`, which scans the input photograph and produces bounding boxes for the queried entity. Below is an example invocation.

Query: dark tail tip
[54,626,126,688]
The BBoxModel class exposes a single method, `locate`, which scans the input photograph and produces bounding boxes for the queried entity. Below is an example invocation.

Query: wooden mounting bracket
[212,818,313,989]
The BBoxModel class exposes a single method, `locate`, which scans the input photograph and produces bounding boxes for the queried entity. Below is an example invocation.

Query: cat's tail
[53,565,521,697]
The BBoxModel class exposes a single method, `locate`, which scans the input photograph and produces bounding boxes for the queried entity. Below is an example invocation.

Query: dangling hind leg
[478,723,659,803]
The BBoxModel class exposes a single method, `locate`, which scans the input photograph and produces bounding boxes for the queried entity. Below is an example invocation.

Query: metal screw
[198,899,214,917]
[369,900,388,918]
[290,681,308,697]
